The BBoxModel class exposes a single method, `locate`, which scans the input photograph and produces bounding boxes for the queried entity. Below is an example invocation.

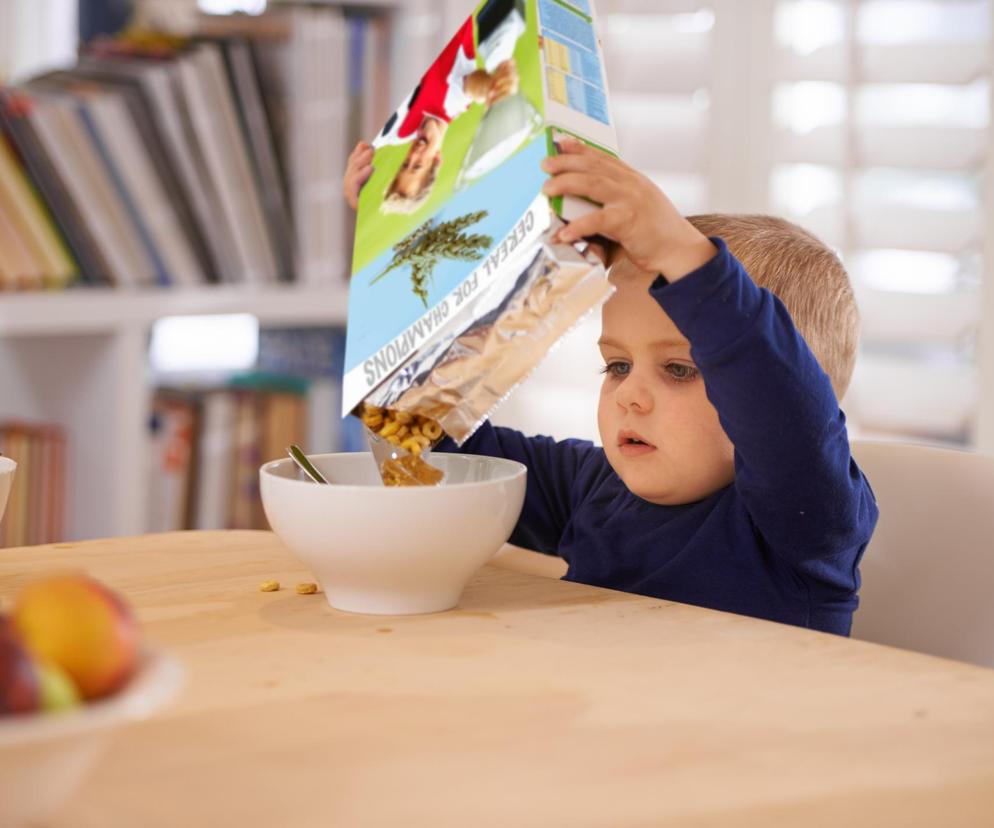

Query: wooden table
[3,531,994,827]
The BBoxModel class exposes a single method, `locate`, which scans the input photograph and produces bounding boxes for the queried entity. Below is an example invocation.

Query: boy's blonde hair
[687,214,859,399]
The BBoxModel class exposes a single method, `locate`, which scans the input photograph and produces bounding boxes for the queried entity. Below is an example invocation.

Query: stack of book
[148,380,309,533]
[148,324,369,532]
[0,422,66,547]
[0,5,394,290]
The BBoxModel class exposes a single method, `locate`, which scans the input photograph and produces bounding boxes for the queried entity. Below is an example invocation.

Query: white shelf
[0,283,350,338]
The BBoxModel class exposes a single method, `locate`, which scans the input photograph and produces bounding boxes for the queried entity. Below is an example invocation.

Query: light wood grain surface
[2,530,994,827]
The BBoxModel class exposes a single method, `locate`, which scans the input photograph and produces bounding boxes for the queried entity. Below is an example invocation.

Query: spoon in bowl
[287,444,328,484]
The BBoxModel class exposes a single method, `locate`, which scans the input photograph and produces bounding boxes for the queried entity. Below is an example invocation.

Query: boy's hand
[344,141,374,211]
[541,138,717,281]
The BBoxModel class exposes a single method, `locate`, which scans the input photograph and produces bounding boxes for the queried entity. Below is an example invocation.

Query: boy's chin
[608,456,721,506]
[626,482,687,506]
[605,456,682,505]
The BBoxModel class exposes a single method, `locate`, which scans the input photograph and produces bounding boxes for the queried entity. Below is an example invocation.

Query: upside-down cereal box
[344,0,617,443]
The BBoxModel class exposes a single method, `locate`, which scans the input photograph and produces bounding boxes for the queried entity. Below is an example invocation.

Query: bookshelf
[0,0,451,543]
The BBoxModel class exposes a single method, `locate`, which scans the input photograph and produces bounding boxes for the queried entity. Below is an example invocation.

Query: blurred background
[0,0,990,544]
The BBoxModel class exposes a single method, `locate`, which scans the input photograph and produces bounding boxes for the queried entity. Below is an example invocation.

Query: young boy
[343,138,878,636]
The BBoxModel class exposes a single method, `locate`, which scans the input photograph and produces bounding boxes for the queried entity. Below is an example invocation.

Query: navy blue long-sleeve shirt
[439,239,878,635]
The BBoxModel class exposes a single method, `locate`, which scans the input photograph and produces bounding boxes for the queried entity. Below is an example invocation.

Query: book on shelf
[0,133,76,290]
[255,325,358,452]
[31,71,209,287]
[221,37,296,283]
[73,52,236,283]
[176,40,281,285]
[0,421,66,548]
[147,388,200,532]
[211,5,349,286]
[0,4,398,292]
[0,90,113,285]
[194,389,237,530]
[14,82,157,287]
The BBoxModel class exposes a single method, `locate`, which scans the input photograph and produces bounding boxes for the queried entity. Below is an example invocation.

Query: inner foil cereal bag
[343,0,617,445]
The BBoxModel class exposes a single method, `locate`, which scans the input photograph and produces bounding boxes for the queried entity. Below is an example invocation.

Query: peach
[12,575,138,701]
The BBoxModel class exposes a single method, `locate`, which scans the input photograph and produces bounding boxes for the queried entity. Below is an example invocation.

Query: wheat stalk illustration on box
[372,210,493,307]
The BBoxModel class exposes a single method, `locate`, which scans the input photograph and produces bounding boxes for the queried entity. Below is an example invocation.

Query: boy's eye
[665,362,699,382]
[600,361,630,378]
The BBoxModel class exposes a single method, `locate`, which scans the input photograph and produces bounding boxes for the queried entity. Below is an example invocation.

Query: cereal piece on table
[259,580,280,592]
[296,582,319,595]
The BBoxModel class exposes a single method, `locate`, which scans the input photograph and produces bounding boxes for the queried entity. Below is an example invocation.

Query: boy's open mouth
[617,429,656,456]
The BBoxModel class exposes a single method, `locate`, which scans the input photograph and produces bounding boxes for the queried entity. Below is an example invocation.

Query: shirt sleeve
[652,238,878,565]
[436,421,598,554]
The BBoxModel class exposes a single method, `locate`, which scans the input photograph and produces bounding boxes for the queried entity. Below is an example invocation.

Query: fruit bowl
[260,452,527,615]
[0,648,183,827]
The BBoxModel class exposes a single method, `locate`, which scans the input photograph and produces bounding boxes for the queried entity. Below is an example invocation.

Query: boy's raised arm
[651,241,877,563]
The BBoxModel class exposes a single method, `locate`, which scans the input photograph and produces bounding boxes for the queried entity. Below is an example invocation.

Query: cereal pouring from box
[358,404,445,486]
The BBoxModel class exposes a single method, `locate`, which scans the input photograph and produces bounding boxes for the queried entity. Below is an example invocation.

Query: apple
[0,633,40,715]
[12,575,139,701]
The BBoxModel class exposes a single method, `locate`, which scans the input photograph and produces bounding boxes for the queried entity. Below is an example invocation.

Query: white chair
[850,439,994,667]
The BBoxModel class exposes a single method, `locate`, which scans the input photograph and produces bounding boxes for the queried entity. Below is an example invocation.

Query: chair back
[850,440,994,667]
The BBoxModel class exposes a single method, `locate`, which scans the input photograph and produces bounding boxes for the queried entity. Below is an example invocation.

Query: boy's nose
[615,376,653,414]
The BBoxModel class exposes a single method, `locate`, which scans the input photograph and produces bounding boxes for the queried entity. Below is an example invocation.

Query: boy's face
[597,259,735,505]
[392,116,445,198]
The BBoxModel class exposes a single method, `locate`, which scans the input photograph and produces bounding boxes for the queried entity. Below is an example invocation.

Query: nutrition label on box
[538,0,609,125]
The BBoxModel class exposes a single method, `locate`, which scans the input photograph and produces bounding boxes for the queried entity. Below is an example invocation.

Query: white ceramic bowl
[260,452,527,615]
[0,456,15,526]
[0,648,184,827]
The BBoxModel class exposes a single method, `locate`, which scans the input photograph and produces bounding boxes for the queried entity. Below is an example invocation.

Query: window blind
[771,0,991,446]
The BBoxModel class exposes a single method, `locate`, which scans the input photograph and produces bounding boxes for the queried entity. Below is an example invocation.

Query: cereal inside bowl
[259,453,526,615]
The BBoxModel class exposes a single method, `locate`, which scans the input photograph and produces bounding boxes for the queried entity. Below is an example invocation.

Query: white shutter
[602,1,715,216]
[770,0,991,446]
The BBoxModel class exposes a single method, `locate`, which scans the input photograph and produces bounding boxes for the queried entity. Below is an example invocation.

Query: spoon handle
[287,445,329,484]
